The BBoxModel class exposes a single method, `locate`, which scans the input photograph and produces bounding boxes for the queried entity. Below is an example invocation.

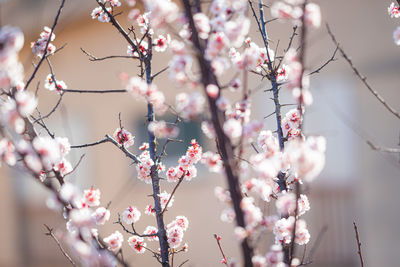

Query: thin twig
[160,174,185,215]
[60,88,127,94]
[366,140,400,153]
[25,0,65,91]
[80,47,138,61]
[44,224,77,267]
[114,213,158,237]
[309,45,338,75]
[326,23,400,120]
[353,222,365,267]
[214,234,228,266]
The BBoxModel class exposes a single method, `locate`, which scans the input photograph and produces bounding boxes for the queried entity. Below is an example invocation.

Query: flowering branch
[161,174,185,215]
[114,213,158,238]
[24,0,65,91]
[44,224,77,267]
[214,234,228,266]
[181,1,254,266]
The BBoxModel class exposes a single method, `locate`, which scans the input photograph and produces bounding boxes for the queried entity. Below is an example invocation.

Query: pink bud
[206,84,219,98]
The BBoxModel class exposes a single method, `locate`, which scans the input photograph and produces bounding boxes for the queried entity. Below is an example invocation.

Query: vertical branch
[250,0,287,192]
[181,1,254,266]
[145,36,170,267]
[353,222,365,267]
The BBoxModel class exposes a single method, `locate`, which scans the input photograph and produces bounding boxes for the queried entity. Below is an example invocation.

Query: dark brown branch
[71,135,140,163]
[63,154,86,178]
[95,0,141,56]
[44,224,77,267]
[60,88,127,94]
[114,213,158,237]
[326,24,400,120]
[309,45,338,75]
[24,0,65,91]
[71,138,109,148]
[353,222,365,267]
[214,234,228,266]
[182,1,254,266]
[151,66,169,81]
[160,174,185,215]
[80,47,138,61]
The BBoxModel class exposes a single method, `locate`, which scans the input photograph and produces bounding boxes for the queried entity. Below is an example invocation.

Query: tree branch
[326,24,400,120]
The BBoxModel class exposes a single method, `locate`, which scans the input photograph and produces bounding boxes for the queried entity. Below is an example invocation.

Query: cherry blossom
[31,26,56,57]
[304,3,321,28]
[103,231,124,252]
[122,205,141,224]
[0,138,16,166]
[44,74,67,92]
[388,2,400,18]
[143,226,159,241]
[175,92,205,120]
[154,34,170,52]
[158,191,174,210]
[92,207,111,225]
[113,127,135,148]
[91,6,111,23]
[82,188,101,207]
[128,236,146,253]
[223,118,242,140]
[148,121,179,139]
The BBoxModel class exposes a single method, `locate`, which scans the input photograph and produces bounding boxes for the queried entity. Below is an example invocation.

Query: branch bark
[181,1,254,266]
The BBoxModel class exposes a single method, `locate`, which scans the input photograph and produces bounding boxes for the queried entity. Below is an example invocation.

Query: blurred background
[0,0,399,266]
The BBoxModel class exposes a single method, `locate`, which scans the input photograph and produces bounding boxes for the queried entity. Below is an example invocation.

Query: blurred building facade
[0,0,399,266]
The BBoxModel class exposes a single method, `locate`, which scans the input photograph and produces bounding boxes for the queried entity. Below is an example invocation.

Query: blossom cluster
[271,1,321,28]
[44,74,68,93]
[166,139,202,182]
[113,127,135,148]
[52,184,114,266]
[31,26,56,57]
[125,76,167,115]
[0,26,24,91]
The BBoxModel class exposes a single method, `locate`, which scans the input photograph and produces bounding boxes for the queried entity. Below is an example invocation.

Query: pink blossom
[145,204,155,216]
[194,13,211,39]
[113,128,135,148]
[305,3,321,28]
[103,231,124,252]
[223,118,242,140]
[154,34,170,52]
[143,226,159,241]
[0,138,16,166]
[15,90,37,117]
[175,92,205,120]
[53,158,72,177]
[44,74,67,93]
[122,205,141,224]
[206,84,219,98]
[91,7,111,23]
[82,188,101,207]
[158,191,174,210]
[128,236,146,253]
[148,121,179,139]
[388,3,400,18]
[202,151,223,173]
[31,26,56,57]
[92,207,111,225]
